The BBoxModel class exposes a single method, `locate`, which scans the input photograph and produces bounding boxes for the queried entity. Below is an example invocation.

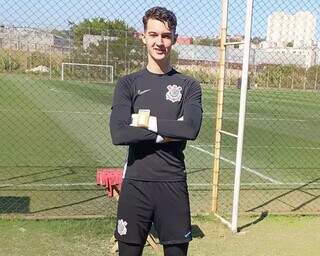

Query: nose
[155,35,164,45]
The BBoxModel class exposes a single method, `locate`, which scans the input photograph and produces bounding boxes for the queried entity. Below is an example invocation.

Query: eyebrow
[147,31,173,36]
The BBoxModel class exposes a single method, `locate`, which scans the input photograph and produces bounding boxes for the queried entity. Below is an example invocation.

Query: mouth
[154,48,165,55]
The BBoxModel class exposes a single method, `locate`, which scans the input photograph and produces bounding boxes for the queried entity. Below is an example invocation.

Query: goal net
[61,63,114,83]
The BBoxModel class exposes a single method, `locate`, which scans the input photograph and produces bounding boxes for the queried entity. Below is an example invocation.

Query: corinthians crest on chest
[166,84,183,103]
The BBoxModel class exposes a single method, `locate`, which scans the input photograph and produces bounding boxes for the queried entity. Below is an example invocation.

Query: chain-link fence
[215,0,320,228]
[0,0,219,218]
[1,0,320,221]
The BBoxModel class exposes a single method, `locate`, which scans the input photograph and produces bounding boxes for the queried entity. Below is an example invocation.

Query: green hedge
[255,64,320,90]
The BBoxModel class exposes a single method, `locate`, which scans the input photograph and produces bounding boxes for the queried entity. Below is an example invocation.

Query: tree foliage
[193,37,220,46]
[255,64,306,89]
[70,18,179,78]
[72,18,135,46]
[70,18,145,77]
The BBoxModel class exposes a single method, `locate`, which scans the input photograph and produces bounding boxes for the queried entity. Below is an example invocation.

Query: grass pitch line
[189,145,282,184]
[0,108,308,122]
[0,182,211,188]
[0,108,308,123]
[219,157,282,184]
[50,88,74,94]
[0,182,96,187]
[2,181,319,188]
[192,144,320,150]
[201,113,307,122]
[0,182,212,188]
[0,108,108,115]
[45,110,106,115]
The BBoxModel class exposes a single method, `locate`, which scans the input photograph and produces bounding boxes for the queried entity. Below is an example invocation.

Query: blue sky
[0,0,319,40]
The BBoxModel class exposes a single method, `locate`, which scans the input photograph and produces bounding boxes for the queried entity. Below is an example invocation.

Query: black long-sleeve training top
[110,68,202,181]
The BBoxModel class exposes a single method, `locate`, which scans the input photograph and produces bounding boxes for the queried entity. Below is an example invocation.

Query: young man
[110,6,202,256]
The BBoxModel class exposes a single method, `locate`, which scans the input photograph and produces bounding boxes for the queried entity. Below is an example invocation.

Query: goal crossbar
[61,62,114,83]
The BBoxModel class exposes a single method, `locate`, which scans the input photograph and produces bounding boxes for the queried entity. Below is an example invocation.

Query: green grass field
[1,215,320,256]
[0,73,319,219]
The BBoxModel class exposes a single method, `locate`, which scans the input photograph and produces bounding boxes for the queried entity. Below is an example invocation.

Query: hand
[164,137,173,142]
[130,111,151,128]
[137,109,150,128]
[130,112,157,132]
[130,114,139,127]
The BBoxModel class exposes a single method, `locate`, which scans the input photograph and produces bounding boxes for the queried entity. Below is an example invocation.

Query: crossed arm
[110,103,202,146]
[110,76,203,146]
[109,104,157,145]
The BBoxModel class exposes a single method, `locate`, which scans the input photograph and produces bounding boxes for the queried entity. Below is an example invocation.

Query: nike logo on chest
[137,89,151,95]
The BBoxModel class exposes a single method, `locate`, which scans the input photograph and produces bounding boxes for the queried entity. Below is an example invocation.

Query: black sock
[118,241,144,256]
[163,243,189,256]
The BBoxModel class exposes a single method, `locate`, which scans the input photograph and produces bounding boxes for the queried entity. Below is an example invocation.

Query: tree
[69,18,144,77]
[69,18,179,78]
[251,36,265,44]
[51,29,70,38]
[72,18,135,47]
[287,42,294,47]
[306,65,320,89]
[193,37,220,46]
[255,64,305,89]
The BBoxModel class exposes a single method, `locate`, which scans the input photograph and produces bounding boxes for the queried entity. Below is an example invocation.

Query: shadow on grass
[192,224,205,238]
[0,196,30,213]
[246,177,320,213]
[238,210,268,232]
[187,168,211,175]
[31,194,106,214]
[0,166,70,182]
[0,166,77,190]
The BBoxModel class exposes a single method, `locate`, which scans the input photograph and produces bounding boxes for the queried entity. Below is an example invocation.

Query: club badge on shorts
[117,219,128,236]
[166,84,182,103]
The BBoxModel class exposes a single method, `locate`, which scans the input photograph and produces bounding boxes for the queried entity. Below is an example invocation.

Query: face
[142,18,177,63]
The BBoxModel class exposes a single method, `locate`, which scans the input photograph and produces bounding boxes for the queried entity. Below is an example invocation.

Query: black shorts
[114,179,192,245]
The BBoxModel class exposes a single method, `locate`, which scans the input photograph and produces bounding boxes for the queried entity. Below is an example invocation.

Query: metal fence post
[212,0,229,213]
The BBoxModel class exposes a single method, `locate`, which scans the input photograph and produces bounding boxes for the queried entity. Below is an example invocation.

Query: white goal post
[61,62,114,83]
[212,0,254,233]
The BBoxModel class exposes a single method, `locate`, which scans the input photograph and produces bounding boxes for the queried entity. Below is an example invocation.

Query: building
[173,44,317,68]
[176,37,193,45]
[265,11,316,48]
[0,25,69,52]
[82,34,118,50]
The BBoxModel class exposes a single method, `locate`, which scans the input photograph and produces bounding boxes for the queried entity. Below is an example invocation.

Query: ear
[141,32,147,45]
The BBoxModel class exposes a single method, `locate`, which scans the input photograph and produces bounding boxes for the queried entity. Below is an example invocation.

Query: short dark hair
[143,6,177,32]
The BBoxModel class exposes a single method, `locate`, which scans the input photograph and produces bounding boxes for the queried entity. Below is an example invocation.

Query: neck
[146,57,172,74]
